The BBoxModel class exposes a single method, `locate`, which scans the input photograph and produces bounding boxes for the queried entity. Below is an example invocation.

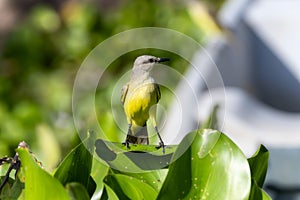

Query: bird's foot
[122,140,131,150]
[155,142,166,154]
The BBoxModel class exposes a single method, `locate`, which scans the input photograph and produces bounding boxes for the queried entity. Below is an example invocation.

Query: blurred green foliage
[0,0,222,170]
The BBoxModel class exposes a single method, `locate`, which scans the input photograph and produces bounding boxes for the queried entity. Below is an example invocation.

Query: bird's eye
[149,58,154,63]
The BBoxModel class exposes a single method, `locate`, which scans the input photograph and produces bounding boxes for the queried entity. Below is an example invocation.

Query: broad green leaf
[101,184,119,200]
[54,131,96,197]
[66,182,90,200]
[248,145,269,187]
[104,174,158,200]
[249,179,272,200]
[249,179,262,200]
[86,176,97,197]
[112,169,168,192]
[99,185,108,200]
[17,147,69,200]
[248,145,270,200]
[93,156,166,198]
[95,139,176,172]
[157,129,251,200]
[91,159,109,200]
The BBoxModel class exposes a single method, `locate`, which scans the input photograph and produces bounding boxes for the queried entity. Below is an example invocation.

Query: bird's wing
[155,83,161,102]
[121,84,129,105]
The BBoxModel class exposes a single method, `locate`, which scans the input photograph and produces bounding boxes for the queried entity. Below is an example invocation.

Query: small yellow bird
[121,55,169,153]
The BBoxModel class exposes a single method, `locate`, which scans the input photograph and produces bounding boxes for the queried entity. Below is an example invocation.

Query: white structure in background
[165,0,300,198]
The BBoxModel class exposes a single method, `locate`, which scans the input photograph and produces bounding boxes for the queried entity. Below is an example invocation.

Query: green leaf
[100,185,108,200]
[66,182,90,200]
[157,129,251,200]
[249,179,272,200]
[112,169,167,192]
[17,147,69,200]
[95,139,176,172]
[249,179,262,200]
[248,145,269,187]
[90,159,109,199]
[104,174,158,200]
[86,176,97,197]
[101,184,119,200]
[248,145,270,200]
[92,155,166,198]
[54,131,96,197]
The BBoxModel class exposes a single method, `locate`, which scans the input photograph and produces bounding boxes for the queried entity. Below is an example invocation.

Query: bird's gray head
[133,55,169,72]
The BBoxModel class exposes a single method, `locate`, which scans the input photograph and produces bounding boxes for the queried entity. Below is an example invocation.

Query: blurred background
[1,0,300,199]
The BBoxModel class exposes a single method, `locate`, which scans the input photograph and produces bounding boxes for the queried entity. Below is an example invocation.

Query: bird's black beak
[157,58,170,63]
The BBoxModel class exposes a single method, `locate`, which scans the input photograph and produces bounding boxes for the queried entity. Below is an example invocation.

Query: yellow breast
[124,84,157,126]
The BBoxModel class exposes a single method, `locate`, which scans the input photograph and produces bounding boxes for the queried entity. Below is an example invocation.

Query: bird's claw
[122,141,131,150]
[155,142,166,154]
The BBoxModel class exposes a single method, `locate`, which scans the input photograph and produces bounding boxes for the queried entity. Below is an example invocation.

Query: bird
[121,55,170,153]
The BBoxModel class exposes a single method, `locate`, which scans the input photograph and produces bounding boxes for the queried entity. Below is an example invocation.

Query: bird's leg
[149,107,165,153]
[122,123,132,149]
[154,126,165,154]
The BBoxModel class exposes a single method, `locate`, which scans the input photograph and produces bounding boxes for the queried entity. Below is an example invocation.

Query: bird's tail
[128,123,149,145]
